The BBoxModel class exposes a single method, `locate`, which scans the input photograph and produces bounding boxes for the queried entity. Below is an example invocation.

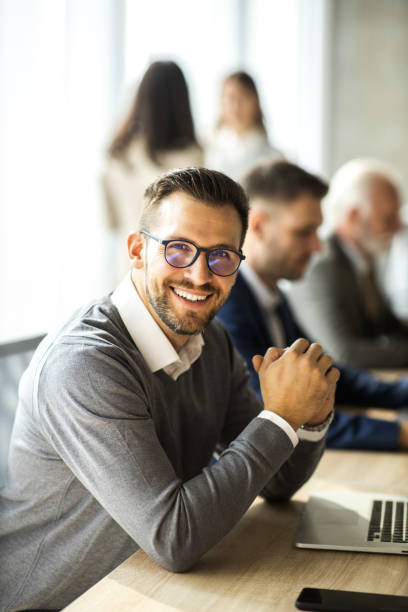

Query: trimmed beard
[361,233,394,256]
[145,276,224,336]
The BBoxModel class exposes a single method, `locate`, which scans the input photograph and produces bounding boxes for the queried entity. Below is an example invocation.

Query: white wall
[123,0,240,140]
[0,0,125,341]
[243,0,332,176]
[0,0,338,341]
[329,0,408,193]
[122,0,331,172]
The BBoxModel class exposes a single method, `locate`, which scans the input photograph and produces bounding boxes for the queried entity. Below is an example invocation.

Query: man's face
[254,194,323,282]
[131,192,242,346]
[356,177,402,255]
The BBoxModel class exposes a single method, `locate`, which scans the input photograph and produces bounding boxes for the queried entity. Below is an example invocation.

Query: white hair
[323,158,402,228]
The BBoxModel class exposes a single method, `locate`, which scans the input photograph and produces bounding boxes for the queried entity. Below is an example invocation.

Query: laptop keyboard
[367,500,408,543]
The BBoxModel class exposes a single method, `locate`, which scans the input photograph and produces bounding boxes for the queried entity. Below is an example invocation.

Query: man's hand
[306,387,335,426]
[252,338,340,431]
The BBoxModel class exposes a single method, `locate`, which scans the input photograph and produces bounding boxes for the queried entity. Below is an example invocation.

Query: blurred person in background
[217,159,408,451]
[382,202,408,325]
[287,158,408,368]
[205,71,281,181]
[102,61,203,281]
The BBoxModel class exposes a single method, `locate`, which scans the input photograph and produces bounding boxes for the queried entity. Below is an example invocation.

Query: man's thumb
[252,354,264,373]
[263,346,286,364]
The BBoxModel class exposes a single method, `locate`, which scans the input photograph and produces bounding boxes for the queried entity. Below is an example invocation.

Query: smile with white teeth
[173,288,209,302]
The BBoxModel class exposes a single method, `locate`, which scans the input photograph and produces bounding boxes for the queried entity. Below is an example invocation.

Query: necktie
[362,261,383,322]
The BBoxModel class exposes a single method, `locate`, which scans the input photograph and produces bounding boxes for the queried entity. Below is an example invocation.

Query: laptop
[295,490,408,555]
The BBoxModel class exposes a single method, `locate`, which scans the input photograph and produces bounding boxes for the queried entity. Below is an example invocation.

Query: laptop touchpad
[308,497,359,524]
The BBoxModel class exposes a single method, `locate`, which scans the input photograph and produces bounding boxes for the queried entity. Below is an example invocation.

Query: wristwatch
[300,409,335,432]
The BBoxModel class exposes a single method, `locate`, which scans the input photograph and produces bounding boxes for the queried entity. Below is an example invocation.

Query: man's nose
[185,252,213,284]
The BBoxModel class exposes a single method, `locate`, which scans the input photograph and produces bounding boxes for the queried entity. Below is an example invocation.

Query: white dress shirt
[111,273,204,381]
[111,273,330,447]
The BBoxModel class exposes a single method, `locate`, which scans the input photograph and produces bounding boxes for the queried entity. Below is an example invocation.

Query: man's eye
[212,249,231,259]
[171,242,193,252]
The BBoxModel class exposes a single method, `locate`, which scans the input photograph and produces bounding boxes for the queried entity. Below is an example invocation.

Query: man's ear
[248,208,270,239]
[347,206,361,230]
[127,231,145,269]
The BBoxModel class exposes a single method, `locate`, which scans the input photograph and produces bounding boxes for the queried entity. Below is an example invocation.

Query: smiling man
[135,190,242,343]
[0,168,339,611]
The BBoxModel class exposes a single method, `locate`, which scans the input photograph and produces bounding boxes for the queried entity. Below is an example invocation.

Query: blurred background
[1,0,408,342]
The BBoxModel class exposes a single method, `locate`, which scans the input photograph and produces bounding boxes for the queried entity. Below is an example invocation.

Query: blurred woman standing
[205,71,280,181]
[103,61,203,281]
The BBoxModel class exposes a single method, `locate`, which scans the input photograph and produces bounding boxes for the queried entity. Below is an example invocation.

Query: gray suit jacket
[287,233,408,367]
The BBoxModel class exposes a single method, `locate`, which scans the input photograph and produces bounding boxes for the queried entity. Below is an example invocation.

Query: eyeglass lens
[165,241,240,276]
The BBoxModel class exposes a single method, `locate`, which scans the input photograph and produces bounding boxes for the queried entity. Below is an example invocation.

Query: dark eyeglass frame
[140,230,245,277]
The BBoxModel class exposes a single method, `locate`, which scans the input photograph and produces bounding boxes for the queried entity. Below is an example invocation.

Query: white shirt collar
[240,262,282,311]
[111,273,204,380]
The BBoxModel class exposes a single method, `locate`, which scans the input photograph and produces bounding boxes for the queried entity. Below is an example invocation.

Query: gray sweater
[0,296,325,611]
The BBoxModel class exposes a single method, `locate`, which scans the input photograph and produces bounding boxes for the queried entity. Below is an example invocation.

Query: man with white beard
[288,158,408,368]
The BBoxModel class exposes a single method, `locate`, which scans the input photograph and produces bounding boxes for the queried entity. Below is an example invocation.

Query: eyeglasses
[140,230,245,277]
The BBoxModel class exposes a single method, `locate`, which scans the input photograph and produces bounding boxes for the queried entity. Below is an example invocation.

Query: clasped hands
[253,338,340,432]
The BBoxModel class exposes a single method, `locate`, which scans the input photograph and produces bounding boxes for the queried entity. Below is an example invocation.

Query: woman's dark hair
[108,61,199,163]
[140,167,249,247]
[218,71,266,133]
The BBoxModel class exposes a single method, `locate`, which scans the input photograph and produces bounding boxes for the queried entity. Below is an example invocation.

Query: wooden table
[370,368,408,383]
[64,449,408,611]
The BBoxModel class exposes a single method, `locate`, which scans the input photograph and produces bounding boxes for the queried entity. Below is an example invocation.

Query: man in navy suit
[217,160,408,450]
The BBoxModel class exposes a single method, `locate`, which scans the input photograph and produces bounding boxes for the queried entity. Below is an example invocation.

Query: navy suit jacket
[217,272,408,450]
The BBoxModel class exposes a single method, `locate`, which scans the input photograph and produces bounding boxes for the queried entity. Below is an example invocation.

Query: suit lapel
[276,292,301,344]
[232,274,274,352]
[330,234,379,334]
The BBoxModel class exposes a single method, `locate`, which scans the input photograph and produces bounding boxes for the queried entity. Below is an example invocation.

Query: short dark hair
[140,167,249,246]
[243,160,328,203]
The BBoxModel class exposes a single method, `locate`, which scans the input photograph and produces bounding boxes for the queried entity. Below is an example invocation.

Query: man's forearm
[261,437,325,501]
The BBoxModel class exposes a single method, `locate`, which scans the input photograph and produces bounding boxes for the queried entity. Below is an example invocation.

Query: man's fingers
[306,342,324,361]
[252,355,264,373]
[287,338,310,354]
[326,366,340,385]
[317,353,333,374]
[263,346,286,365]
[253,347,286,373]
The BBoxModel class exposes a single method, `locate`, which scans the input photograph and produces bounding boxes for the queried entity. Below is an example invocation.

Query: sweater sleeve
[35,342,291,572]
[217,328,325,503]
[38,338,322,574]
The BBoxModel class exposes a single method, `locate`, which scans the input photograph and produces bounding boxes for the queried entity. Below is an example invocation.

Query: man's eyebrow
[166,235,240,251]
[294,224,319,232]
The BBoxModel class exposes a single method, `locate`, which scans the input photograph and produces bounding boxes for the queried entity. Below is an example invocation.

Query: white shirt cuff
[257,410,298,448]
